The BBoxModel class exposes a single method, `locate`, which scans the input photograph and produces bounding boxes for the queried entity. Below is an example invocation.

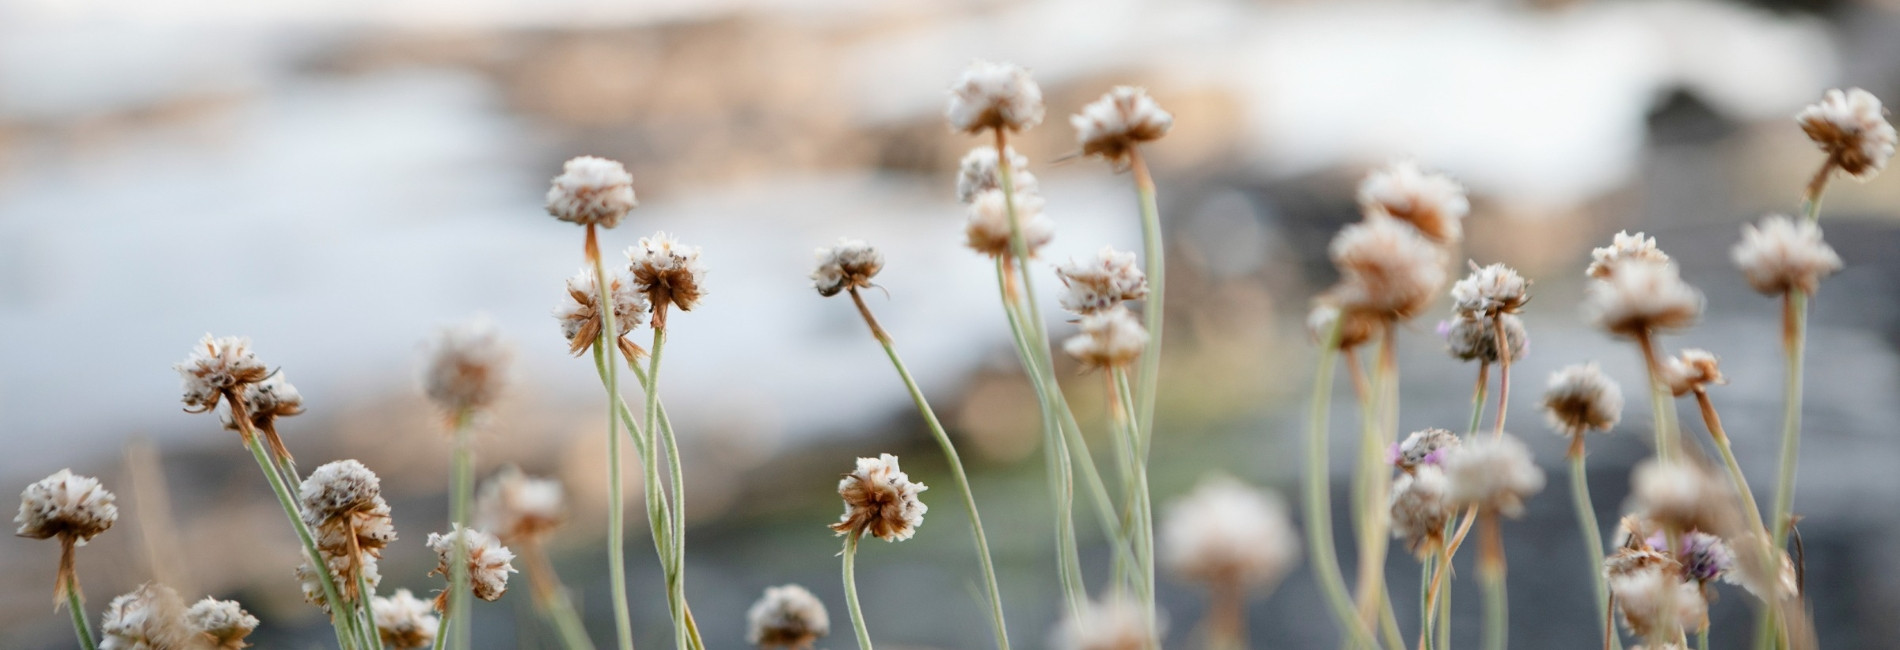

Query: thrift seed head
[1585,260,1703,338]
[1541,362,1624,436]
[1731,214,1842,296]
[474,465,566,546]
[555,266,650,356]
[957,146,1038,204]
[1358,160,1469,244]
[421,318,510,414]
[298,460,396,608]
[219,372,305,431]
[1062,306,1149,370]
[185,597,259,649]
[811,239,884,298]
[1391,428,1461,471]
[1071,86,1173,165]
[1661,348,1725,397]
[1443,434,1545,517]
[175,334,271,414]
[1055,246,1148,316]
[1629,460,1730,534]
[1587,231,1670,280]
[373,589,439,649]
[1798,87,1897,180]
[1647,530,1734,585]
[1442,313,1527,364]
[964,188,1054,258]
[945,60,1045,134]
[427,525,518,602]
[15,468,117,543]
[1451,262,1530,318]
[100,583,189,650]
[1610,566,1706,640]
[1325,217,1448,322]
[1390,466,1452,558]
[745,584,830,649]
[627,231,709,320]
[545,156,637,228]
[1160,476,1300,591]
[1050,598,1159,650]
[831,453,928,542]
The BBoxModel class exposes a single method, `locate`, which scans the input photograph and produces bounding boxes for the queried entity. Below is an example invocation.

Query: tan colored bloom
[1307,302,1379,350]
[830,453,928,542]
[185,597,259,649]
[1443,434,1545,517]
[627,231,708,328]
[1585,260,1703,338]
[1063,306,1149,370]
[1392,428,1461,471]
[1451,262,1530,318]
[1610,564,1706,640]
[298,460,396,606]
[945,60,1044,134]
[1798,87,1897,179]
[421,318,511,414]
[554,266,649,356]
[1357,160,1469,244]
[1629,459,1730,534]
[16,468,117,543]
[219,372,305,431]
[1731,214,1842,296]
[427,525,518,603]
[811,239,884,298]
[1324,218,1449,321]
[1160,476,1300,591]
[373,589,439,649]
[956,146,1038,204]
[1541,362,1624,438]
[1390,465,1452,558]
[1071,86,1173,165]
[545,155,637,228]
[474,465,566,546]
[745,584,830,649]
[175,334,271,414]
[1055,246,1149,315]
[1443,313,1527,364]
[100,583,189,650]
[964,188,1054,258]
[1587,231,1670,280]
[1050,598,1157,650]
[1661,349,1725,397]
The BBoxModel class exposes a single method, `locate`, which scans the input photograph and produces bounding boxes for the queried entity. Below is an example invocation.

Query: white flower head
[1324,217,1449,321]
[475,465,566,545]
[957,146,1039,204]
[1585,261,1703,338]
[1063,306,1149,370]
[1610,565,1707,640]
[1056,246,1149,315]
[545,155,637,228]
[1390,465,1452,558]
[1450,262,1530,318]
[1160,475,1300,591]
[373,589,439,649]
[1443,434,1545,517]
[1443,313,1527,364]
[100,583,188,650]
[1629,459,1729,533]
[811,239,884,298]
[745,584,830,649]
[1072,86,1173,165]
[1661,349,1725,397]
[1541,362,1624,438]
[421,317,511,414]
[175,334,271,414]
[627,231,708,328]
[1358,160,1469,244]
[964,188,1054,258]
[185,597,259,649]
[1588,231,1670,280]
[1050,597,1162,650]
[220,371,305,432]
[1798,87,1897,180]
[831,453,928,542]
[946,60,1044,134]
[555,266,650,356]
[16,468,117,543]
[1731,214,1842,296]
[299,459,383,523]
[298,460,396,607]
[427,525,518,602]
[1391,428,1461,471]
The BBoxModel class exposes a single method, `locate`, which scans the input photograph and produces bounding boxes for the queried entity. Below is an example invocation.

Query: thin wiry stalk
[1568,452,1619,650]
[1770,290,1807,548]
[1417,557,1433,650]
[449,410,475,650]
[64,573,96,650]
[1113,368,1159,644]
[586,226,637,650]
[842,532,874,650]
[1478,512,1507,650]
[432,597,452,650]
[644,326,693,650]
[994,261,1087,616]
[1491,317,1512,438]
[1426,363,1488,650]
[1128,147,1165,455]
[1634,333,1680,461]
[1469,363,1490,435]
[623,360,707,650]
[1352,324,1401,649]
[1303,319,1378,648]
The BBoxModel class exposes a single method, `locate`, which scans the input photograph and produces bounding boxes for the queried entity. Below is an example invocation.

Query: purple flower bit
[1647,530,1734,583]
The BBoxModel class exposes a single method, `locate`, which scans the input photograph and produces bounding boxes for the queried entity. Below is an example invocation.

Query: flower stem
[1568,452,1620,650]
[1478,512,1507,650]
[587,226,638,650]
[1303,319,1378,649]
[1491,317,1512,438]
[1127,147,1165,457]
[1352,324,1400,648]
[449,410,475,650]
[1468,363,1490,436]
[842,532,874,650]
[1770,290,1807,548]
[849,288,1012,650]
[64,572,96,650]
[1634,333,1679,461]
[644,326,693,650]
[1113,368,1159,644]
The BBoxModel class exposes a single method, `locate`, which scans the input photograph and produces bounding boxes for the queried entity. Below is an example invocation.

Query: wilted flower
[1451,263,1530,317]
[1541,363,1624,446]
[1610,565,1707,639]
[1055,246,1148,315]
[185,597,259,649]
[1071,86,1173,165]
[421,318,511,414]
[1050,598,1159,650]
[373,589,439,649]
[1798,87,1897,180]
[964,189,1054,258]
[956,146,1038,204]
[1587,231,1670,280]
[100,583,189,650]
[219,372,305,431]
[811,239,884,298]
[1444,435,1545,517]
[627,232,709,328]
[1160,476,1300,591]
[1062,307,1149,370]
[474,465,566,546]
[1725,533,1800,600]
[175,335,271,415]
[1442,313,1527,364]
[945,60,1044,134]
[298,460,396,606]
[1324,218,1449,322]
[1585,261,1703,338]
[1307,302,1379,350]
[830,453,928,542]
[16,468,117,544]
[428,525,518,604]
[745,584,830,649]
[554,266,649,356]
[1390,428,1461,471]
[1661,349,1725,397]
[545,156,637,228]
[1390,465,1452,558]
[1358,160,1469,244]
[1630,460,1732,535]
[1731,215,1842,296]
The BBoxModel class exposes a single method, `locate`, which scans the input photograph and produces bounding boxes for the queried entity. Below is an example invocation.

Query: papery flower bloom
[1731,215,1842,296]
[1390,465,1452,558]
[175,335,271,414]
[627,231,709,328]
[421,318,511,415]
[1050,598,1159,650]
[745,584,831,649]
[1610,565,1707,639]
[555,266,650,356]
[1358,160,1469,244]
[830,453,928,542]
[16,468,117,543]
[545,155,637,228]
[1055,246,1148,315]
[1444,435,1545,517]
[945,60,1044,134]
[1390,428,1461,471]
[298,460,396,607]
[1324,218,1448,322]
[957,146,1039,204]
[1063,306,1149,370]
[1071,86,1173,165]
[1451,263,1530,318]
[373,589,439,649]
[1798,87,1897,180]
[1308,302,1379,350]
[811,239,884,298]
[1160,476,1300,591]
[100,583,189,650]
[474,465,566,546]
[185,597,259,649]
[219,372,305,431]
[1541,363,1624,440]
[1587,231,1670,280]
[427,525,518,604]
[1629,460,1730,534]
[1585,261,1703,338]
[1646,530,1734,585]
[964,189,1054,258]
[1442,313,1527,364]
[1661,349,1725,397]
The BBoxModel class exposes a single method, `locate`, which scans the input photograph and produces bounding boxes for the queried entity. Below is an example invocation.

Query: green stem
[1128,147,1164,458]
[1303,319,1378,648]
[622,360,706,650]
[432,599,452,650]
[643,326,695,650]
[1419,557,1434,650]
[1113,369,1158,646]
[64,573,96,650]
[587,229,637,650]
[1468,363,1489,436]
[234,396,358,649]
[1569,453,1619,650]
[1770,290,1807,548]
[1479,513,1507,650]
[1353,325,1399,648]
[1698,629,1710,650]
[450,410,474,650]
[843,532,874,650]
[1635,333,1680,461]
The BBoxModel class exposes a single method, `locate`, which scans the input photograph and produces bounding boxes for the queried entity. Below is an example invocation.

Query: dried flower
[1055,246,1149,315]
[1307,302,1379,350]
[185,597,259,649]
[1071,86,1173,165]
[218,372,305,431]
[1731,215,1842,296]
[1443,435,1545,517]
[1629,460,1730,534]
[1390,465,1452,558]
[1324,218,1448,322]
[373,589,439,649]
[474,465,566,546]
[1725,533,1799,599]
[427,525,518,603]
[1661,349,1725,397]
[1798,87,1897,180]
[811,239,884,298]
[1390,428,1461,471]
[1610,565,1707,639]
[627,231,708,328]
[545,155,637,228]
[957,146,1039,204]
[1587,231,1670,280]
[745,584,830,649]
[554,266,650,356]
[1062,306,1149,370]
[1646,530,1733,585]
[298,460,396,606]
[1160,476,1300,591]
[1357,160,1469,244]
[16,468,117,543]
[421,318,510,414]
[1050,598,1158,650]
[1451,263,1530,317]
[175,335,271,414]
[945,60,1044,134]
[830,453,928,542]
[1541,363,1624,439]
[1442,313,1528,364]
[100,583,189,650]
[1585,261,1703,338]
[964,188,1055,258]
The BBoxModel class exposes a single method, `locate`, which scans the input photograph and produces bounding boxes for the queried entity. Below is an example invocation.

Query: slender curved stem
[1353,324,1399,647]
[1128,147,1165,457]
[1468,363,1490,436]
[1418,556,1434,650]
[1635,333,1679,461]
[643,327,693,650]
[1491,317,1512,438]
[1114,368,1159,645]
[843,532,874,650]
[65,573,96,650]
[586,227,638,650]
[432,599,452,650]
[229,393,359,648]
[1303,319,1378,648]
[1426,363,1489,649]
[1569,452,1619,650]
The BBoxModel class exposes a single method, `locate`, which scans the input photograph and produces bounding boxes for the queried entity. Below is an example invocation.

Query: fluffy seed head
[831,453,928,542]
[186,597,258,649]
[100,583,189,650]
[964,189,1054,258]
[1391,428,1461,471]
[175,335,271,413]
[1072,86,1173,165]
[1541,363,1624,436]
[811,239,884,298]
[1662,349,1725,397]
[627,232,709,323]
[1442,313,1527,364]
[1588,231,1671,280]
[1630,460,1730,534]
[427,525,517,602]
[745,584,830,649]
[300,459,383,523]
[219,372,305,431]
[555,266,649,356]
[1050,598,1160,650]
[1798,88,1897,179]
[373,589,439,649]
[1731,215,1842,296]
[1585,261,1703,338]
[1161,476,1300,591]
[1324,218,1449,322]
[1610,565,1707,640]
[475,465,566,546]
[945,60,1044,134]
[298,460,396,607]
[957,146,1039,204]
[1063,307,1149,370]
[545,156,637,228]
[1056,246,1149,315]
[1390,465,1453,558]
[1451,263,1530,318]
[16,469,117,543]
[1443,434,1545,517]
[421,318,511,414]
[1358,160,1469,244]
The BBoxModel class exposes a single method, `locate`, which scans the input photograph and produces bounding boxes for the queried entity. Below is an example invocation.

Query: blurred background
[5,0,1900,647]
